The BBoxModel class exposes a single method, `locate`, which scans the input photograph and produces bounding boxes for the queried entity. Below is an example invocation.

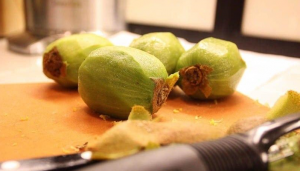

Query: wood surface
[0,83,269,161]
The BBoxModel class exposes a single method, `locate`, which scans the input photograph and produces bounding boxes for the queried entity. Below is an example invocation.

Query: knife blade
[0,151,94,171]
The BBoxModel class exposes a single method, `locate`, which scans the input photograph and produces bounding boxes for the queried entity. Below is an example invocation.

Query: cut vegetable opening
[152,78,167,113]
[43,47,66,77]
[152,72,179,113]
[180,64,213,98]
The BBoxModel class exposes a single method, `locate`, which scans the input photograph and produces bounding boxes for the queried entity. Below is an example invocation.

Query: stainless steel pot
[25,0,126,36]
[8,0,126,54]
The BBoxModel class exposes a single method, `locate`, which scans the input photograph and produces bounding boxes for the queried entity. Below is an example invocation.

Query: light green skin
[43,33,113,87]
[78,46,168,119]
[175,37,246,100]
[267,91,300,120]
[130,32,185,75]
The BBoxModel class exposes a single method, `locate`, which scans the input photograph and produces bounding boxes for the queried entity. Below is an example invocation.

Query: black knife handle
[191,136,266,171]
[76,145,208,171]
[76,137,266,171]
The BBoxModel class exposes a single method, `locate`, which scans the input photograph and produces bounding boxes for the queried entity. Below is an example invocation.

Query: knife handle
[76,145,208,171]
[76,136,266,171]
[191,136,267,171]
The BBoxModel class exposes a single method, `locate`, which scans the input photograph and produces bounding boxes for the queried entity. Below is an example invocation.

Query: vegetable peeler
[1,113,300,171]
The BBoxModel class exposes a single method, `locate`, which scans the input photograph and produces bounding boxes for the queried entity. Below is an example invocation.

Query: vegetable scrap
[69,146,79,152]
[267,90,300,120]
[210,118,223,126]
[61,142,88,154]
[173,108,183,113]
[88,120,223,160]
[20,117,28,121]
[195,116,202,120]
[99,115,110,121]
[128,106,152,121]
[76,142,88,151]
[72,107,77,112]
[173,109,179,113]
[227,116,267,135]
[61,148,72,154]
[144,142,160,150]
[113,121,123,126]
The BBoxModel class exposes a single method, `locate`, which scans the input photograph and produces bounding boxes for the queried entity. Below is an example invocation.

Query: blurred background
[0,0,300,57]
[0,0,300,107]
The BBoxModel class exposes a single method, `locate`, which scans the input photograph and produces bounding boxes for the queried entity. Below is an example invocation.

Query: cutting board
[0,83,269,161]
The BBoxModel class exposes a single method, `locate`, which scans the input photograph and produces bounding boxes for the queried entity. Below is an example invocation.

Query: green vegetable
[175,37,246,99]
[43,33,113,87]
[130,32,185,75]
[267,90,300,120]
[78,46,179,119]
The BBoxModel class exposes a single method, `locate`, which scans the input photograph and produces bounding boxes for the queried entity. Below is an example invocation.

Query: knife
[1,112,300,171]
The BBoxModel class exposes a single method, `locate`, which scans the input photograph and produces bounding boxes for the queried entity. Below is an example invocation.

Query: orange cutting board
[0,83,269,161]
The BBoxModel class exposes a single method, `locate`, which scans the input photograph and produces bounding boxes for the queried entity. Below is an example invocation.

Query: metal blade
[0,151,93,171]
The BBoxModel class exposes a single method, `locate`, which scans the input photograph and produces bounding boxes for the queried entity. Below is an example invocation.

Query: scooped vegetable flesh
[78,46,179,119]
[267,90,300,120]
[43,33,113,87]
[176,37,246,100]
[130,32,185,75]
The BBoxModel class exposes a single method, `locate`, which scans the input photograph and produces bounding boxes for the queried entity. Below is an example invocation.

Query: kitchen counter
[0,31,300,107]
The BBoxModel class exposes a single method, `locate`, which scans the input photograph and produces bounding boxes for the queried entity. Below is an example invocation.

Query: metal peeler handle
[246,112,300,150]
[190,112,300,171]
